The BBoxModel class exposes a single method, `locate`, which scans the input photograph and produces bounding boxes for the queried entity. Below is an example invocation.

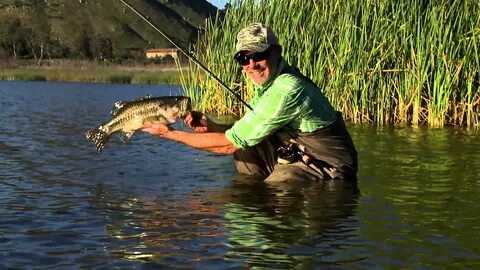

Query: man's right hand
[184,111,208,133]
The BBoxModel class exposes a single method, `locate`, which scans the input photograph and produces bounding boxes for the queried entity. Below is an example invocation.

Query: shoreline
[0,59,184,85]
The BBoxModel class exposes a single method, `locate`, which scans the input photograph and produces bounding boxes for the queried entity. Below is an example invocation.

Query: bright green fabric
[225,60,337,149]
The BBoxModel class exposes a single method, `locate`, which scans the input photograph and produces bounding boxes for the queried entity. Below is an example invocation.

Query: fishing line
[118,0,252,110]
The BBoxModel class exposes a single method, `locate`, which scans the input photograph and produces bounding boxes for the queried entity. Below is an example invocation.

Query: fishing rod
[118,0,252,111]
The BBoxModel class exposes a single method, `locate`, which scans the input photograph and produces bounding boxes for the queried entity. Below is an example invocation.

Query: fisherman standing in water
[143,23,358,183]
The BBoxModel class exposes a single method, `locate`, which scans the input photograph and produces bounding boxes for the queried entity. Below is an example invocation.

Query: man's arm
[142,122,237,155]
[206,120,233,133]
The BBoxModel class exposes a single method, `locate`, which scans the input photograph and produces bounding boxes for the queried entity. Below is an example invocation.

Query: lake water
[0,81,479,269]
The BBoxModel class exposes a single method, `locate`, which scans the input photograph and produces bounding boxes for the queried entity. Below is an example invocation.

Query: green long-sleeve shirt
[225,60,337,149]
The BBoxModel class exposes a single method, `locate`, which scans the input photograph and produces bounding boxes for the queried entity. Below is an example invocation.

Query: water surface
[0,81,479,269]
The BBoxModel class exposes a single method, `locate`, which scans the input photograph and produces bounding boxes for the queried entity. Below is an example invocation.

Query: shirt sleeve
[225,75,304,148]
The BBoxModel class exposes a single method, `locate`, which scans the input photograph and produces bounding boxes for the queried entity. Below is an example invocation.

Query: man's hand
[142,122,171,136]
[184,111,208,133]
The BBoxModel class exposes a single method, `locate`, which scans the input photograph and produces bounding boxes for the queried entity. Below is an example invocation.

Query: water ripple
[1,82,479,269]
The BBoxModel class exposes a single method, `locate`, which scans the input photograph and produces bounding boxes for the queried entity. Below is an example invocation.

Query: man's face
[236,48,280,86]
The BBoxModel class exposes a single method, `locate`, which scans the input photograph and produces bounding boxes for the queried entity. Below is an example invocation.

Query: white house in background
[145,48,179,59]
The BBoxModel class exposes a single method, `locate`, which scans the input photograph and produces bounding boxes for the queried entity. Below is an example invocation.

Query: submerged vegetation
[180,0,480,128]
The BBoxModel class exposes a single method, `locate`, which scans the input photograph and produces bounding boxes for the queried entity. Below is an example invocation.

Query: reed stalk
[179,0,480,128]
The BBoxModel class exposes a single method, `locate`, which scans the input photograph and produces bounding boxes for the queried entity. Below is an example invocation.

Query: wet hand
[184,111,208,133]
[142,122,171,136]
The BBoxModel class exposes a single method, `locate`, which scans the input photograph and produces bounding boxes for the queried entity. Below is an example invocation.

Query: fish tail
[85,128,110,152]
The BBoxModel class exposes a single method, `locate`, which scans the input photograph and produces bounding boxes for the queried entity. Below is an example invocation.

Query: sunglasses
[234,49,271,66]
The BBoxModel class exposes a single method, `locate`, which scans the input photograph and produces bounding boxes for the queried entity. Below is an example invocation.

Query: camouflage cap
[235,23,278,55]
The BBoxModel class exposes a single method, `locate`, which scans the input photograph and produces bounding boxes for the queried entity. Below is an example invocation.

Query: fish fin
[85,128,110,152]
[111,100,126,116]
[119,131,135,143]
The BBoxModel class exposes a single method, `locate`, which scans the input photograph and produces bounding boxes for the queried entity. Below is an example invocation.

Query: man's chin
[249,73,267,85]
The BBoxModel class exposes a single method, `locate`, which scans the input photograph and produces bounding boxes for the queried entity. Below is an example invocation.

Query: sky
[207,0,228,8]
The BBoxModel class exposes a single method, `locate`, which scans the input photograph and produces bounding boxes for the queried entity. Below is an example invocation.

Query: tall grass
[179,0,480,127]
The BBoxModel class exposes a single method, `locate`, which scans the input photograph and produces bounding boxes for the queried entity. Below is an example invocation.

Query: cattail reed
[178,0,480,128]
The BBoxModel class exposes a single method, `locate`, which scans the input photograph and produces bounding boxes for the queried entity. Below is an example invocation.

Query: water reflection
[223,178,361,268]
[88,183,229,268]
[2,81,480,269]
[353,126,480,269]
[94,175,362,268]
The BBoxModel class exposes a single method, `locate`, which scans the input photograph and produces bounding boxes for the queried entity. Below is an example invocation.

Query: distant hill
[0,0,219,61]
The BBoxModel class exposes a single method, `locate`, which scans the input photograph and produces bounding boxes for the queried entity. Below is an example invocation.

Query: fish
[86,95,191,152]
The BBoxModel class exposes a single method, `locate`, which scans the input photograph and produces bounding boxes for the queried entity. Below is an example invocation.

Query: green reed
[178,0,480,127]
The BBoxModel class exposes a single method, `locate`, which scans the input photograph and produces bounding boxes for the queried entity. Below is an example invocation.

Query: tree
[59,0,95,58]
[25,1,52,63]
[0,14,27,59]
[91,36,113,61]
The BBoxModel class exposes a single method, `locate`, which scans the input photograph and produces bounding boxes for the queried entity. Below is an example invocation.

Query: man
[142,23,357,183]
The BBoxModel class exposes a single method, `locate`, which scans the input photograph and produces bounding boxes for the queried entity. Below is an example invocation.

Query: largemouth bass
[86,95,191,152]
